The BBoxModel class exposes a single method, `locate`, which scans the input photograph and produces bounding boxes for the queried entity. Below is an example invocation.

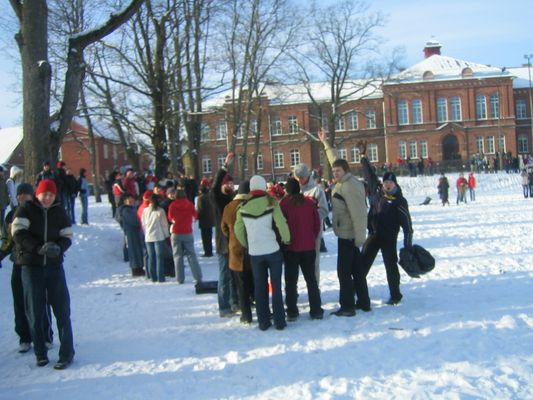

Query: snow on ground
[0,172,532,399]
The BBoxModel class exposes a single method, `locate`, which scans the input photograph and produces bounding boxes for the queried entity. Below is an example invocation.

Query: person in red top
[123,169,139,200]
[456,172,468,204]
[279,178,323,321]
[467,172,477,201]
[167,188,203,284]
[137,190,154,224]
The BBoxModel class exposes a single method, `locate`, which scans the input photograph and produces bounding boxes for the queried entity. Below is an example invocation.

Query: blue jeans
[251,250,286,328]
[171,234,203,284]
[217,254,237,312]
[146,240,166,282]
[80,195,88,224]
[21,265,74,362]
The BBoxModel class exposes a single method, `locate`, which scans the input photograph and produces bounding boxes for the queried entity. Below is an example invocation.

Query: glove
[38,242,62,258]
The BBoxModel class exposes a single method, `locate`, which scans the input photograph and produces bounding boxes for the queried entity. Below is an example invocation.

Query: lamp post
[525,54,533,153]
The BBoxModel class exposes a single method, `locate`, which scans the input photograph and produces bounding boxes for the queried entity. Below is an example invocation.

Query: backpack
[399,244,435,278]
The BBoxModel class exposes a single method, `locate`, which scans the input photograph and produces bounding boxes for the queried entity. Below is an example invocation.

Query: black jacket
[12,199,73,266]
[361,157,413,247]
[210,167,234,254]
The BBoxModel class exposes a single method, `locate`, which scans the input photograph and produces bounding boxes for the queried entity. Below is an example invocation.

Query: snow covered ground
[0,172,532,399]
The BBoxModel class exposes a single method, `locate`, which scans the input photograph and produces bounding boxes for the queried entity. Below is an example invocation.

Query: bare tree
[8,0,144,182]
[291,0,401,149]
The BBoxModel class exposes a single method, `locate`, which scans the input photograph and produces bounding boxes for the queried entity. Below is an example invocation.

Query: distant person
[64,168,78,224]
[116,193,145,277]
[6,165,23,211]
[437,173,450,206]
[456,172,468,205]
[78,168,89,224]
[467,172,477,201]
[142,194,170,283]
[36,161,55,185]
[520,169,529,198]
[197,186,215,257]
[12,179,75,369]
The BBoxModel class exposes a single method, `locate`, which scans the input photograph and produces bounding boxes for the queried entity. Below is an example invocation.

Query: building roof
[203,80,383,110]
[385,54,510,85]
[508,67,533,89]
[0,126,23,165]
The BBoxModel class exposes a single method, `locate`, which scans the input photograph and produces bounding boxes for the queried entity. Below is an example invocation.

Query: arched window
[397,100,409,125]
[412,99,422,124]
[450,96,462,121]
[490,93,500,119]
[437,97,448,122]
[476,95,487,119]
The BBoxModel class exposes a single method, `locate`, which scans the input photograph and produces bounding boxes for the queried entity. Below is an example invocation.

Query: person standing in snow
[456,172,468,204]
[235,175,290,331]
[467,171,477,201]
[318,128,369,317]
[142,194,170,283]
[12,179,74,369]
[292,163,329,285]
[520,169,529,198]
[437,173,450,206]
[197,185,215,257]
[0,183,53,354]
[117,192,145,277]
[167,188,203,285]
[279,178,323,321]
[6,165,23,211]
[78,168,89,224]
[357,140,413,306]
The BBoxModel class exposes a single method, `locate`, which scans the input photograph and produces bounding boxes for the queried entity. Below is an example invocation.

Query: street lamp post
[524,54,533,153]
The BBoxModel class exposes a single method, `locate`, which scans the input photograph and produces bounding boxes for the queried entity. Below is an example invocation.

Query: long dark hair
[149,194,161,210]
[285,178,304,206]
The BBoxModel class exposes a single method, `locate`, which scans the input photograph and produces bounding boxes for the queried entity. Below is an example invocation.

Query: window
[412,99,423,124]
[288,116,298,134]
[450,96,462,121]
[256,153,264,170]
[476,136,484,154]
[518,134,529,153]
[409,141,417,158]
[420,140,428,159]
[236,121,244,138]
[216,120,227,140]
[273,151,284,168]
[348,111,358,130]
[498,136,506,153]
[217,155,225,169]
[250,119,258,136]
[476,95,487,119]
[398,100,409,125]
[487,136,495,154]
[490,93,500,119]
[516,100,527,119]
[351,147,361,163]
[437,97,447,122]
[113,145,118,161]
[335,114,345,131]
[365,110,376,129]
[271,116,282,135]
[200,123,209,142]
[398,140,407,160]
[368,143,378,162]
[202,157,212,174]
[338,148,347,161]
[103,144,109,159]
[289,149,300,166]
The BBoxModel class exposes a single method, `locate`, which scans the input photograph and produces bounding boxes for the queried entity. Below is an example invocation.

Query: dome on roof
[425,38,442,48]
[461,67,474,78]
[423,71,434,80]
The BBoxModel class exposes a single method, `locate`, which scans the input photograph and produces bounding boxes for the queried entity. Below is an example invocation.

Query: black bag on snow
[399,244,435,278]
[195,280,218,294]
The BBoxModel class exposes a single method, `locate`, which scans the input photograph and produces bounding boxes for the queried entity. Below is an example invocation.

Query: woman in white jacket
[7,166,23,210]
[142,194,170,282]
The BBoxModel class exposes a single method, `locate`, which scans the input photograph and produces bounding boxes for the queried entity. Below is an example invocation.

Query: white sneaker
[18,342,31,353]
[45,342,53,350]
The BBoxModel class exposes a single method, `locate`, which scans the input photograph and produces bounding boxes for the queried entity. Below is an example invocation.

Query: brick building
[199,41,532,181]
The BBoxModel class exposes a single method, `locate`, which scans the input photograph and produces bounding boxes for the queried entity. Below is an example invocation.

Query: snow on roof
[508,67,533,89]
[386,54,509,85]
[203,80,383,110]
[0,126,23,164]
[72,116,120,141]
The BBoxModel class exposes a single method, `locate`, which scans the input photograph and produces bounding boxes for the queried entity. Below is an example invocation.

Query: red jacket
[167,198,198,234]
[279,196,320,252]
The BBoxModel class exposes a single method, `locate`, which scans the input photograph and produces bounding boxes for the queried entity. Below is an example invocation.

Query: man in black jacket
[12,179,74,369]
[358,141,413,306]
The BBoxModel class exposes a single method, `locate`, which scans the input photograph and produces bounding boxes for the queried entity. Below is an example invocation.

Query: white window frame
[490,93,500,119]
[256,153,264,170]
[348,110,358,130]
[202,157,212,174]
[365,110,376,129]
[398,140,407,160]
[398,100,409,125]
[516,100,527,119]
[201,123,209,142]
[437,97,447,123]
[273,151,284,168]
[476,96,487,120]
[412,99,423,124]
[450,96,462,121]
[368,143,378,162]
[335,114,345,131]
[338,148,347,161]
[487,136,495,154]
[351,147,361,163]
[271,116,282,136]
[289,149,300,166]
[216,120,227,140]
[476,136,484,154]
[217,155,225,169]
[409,141,418,159]
[288,116,298,134]
[498,136,506,153]
[420,140,428,159]
[518,134,528,153]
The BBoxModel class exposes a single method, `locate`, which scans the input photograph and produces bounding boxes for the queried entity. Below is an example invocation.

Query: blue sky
[0,0,532,129]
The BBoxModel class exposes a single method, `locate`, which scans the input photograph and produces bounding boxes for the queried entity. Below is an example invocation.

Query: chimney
[423,38,442,58]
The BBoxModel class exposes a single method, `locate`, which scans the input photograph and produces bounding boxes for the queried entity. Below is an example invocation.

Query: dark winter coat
[197,192,215,230]
[11,199,73,267]
[210,167,234,254]
[118,204,144,269]
[279,195,320,252]
[64,174,79,196]
[361,157,413,247]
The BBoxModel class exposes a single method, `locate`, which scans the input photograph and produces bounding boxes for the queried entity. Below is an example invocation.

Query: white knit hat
[249,175,267,191]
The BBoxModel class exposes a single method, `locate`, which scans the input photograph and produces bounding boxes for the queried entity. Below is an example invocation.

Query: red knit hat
[143,189,154,201]
[36,179,57,196]
[221,173,233,186]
